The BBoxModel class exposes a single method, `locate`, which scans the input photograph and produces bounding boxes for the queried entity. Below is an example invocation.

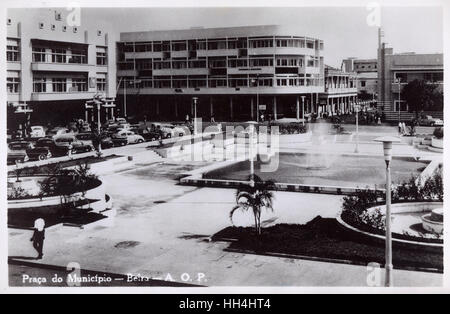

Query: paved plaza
[8,129,443,286]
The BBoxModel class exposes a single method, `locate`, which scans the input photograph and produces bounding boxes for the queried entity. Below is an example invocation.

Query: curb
[222,247,443,274]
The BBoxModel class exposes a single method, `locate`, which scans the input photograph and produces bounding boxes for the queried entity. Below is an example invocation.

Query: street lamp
[251,75,260,122]
[355,104,360,153]
[300,96,306,126]
[247,121,258,187]
[192,97,198,135]
[374,136,401,287]
[395,78,401,124]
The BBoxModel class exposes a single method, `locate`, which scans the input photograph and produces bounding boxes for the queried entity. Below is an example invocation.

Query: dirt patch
[114,241,141,249]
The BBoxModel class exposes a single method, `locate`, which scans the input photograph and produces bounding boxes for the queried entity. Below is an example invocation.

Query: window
[7,44,19,62]
[96,48,107,65]
[97,78,106,91]
[62,26,67,32]
[32,47,46,62]
[97,30,102,36]
[55,12,62,21]
[33,78,47,93]
[52,78,67,92]
[52,49,67,63]
[51,24,56,31]
[69,49,87,64]
[71,78,88,92]
[172,42,187,51]
[7,18,11,25]
[73,27,78,33]
[7,77,20,93]
[39,22,44,29]
[360,81,366,87]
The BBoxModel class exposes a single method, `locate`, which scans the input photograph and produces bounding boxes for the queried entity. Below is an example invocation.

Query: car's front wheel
[38,154,47,161]
[137,139,144,144]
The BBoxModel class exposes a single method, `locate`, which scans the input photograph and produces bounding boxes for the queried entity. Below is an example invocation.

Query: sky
[10,5,444,68]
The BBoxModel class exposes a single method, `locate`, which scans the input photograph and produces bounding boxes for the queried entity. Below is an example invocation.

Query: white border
[0,0,449,294]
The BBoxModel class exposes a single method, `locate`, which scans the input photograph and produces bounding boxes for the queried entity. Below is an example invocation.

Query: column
[210,96,214,118]
[174,98,178,118]
[296,96,300,120]
[310,93,313,113]
[156,98,160,117]
[273,96,278,120]
[250,97,254,120]
[230,96,234,120]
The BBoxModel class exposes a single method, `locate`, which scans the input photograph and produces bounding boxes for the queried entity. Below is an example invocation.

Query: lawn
[212,216,443,271]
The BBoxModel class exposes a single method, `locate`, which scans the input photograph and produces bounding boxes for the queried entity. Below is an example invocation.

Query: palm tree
[230,175,275,236]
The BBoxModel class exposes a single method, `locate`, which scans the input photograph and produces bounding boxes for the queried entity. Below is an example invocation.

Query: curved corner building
[117,25,325,121]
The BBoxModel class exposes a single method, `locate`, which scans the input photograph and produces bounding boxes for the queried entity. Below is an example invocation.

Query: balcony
[31,91,96,101]
[7,62,21,71]
[325,87,358,95]
[197,49,238,57]
[31,62,93,72]
[227,66,275,75]
[152,68,208,76]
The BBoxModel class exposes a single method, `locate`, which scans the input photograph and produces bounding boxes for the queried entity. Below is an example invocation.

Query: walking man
[30,218,45,259]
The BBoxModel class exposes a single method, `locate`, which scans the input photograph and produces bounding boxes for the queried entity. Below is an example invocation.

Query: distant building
[319,65,358,116]
[377,45,443,122]
[117,25,325,121]
[6,8,116,127]
[342,58,377,102]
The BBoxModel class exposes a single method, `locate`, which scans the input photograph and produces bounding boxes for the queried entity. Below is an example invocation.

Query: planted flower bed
[213,217,442,271]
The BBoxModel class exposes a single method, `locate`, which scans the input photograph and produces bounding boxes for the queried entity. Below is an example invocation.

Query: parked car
[76,132,114,150]
[139,128,163,142]
[26,146,52,161]
[80,122,91,133]
[32,138,71,157]
[29,126,46,138]
[7,141,32,164]
[7,129,12,142]
[47,127,72,138]
[54,135,94,154]
[75,133,95,147]
[116,117,128,124]
[418,115,444,126]
[112,130,145,146]
[150,123,175,139]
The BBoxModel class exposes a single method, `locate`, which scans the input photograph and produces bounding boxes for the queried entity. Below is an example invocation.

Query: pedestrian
[185,114,190,124]
[30,218,45,259]
[210,115,215,123]
[260,113,265,122]
[398,121,402,134]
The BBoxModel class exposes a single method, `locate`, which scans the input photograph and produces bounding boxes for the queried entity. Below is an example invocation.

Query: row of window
[122,38,322,53]
[119,56,319,70]
[119,76,322,89]
[28,47,107,65]
[31,77,106,93]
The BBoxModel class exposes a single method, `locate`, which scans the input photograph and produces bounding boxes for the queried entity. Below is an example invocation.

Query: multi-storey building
[117,25,324,121]
[378,45,443,122]
[342,58,378,102]
[319,65,358,116]
[6,8,116,127]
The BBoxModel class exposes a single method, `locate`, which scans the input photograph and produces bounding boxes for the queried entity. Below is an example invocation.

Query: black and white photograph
[1,0,449,296]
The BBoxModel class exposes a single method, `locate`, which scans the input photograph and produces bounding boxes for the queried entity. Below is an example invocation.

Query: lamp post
[355,104,360,153]
[301,96,306,126]
[374,136,401,287]
[192,97,198,135]
[395,78,401,124]
[248,121,257,187]
[251,76,260,122]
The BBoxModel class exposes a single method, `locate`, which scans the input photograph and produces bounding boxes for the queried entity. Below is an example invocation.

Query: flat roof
[120,25,322,42]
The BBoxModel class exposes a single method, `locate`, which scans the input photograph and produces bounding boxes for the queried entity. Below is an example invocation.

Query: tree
[229,175,275,235]
[401,79,443,117]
